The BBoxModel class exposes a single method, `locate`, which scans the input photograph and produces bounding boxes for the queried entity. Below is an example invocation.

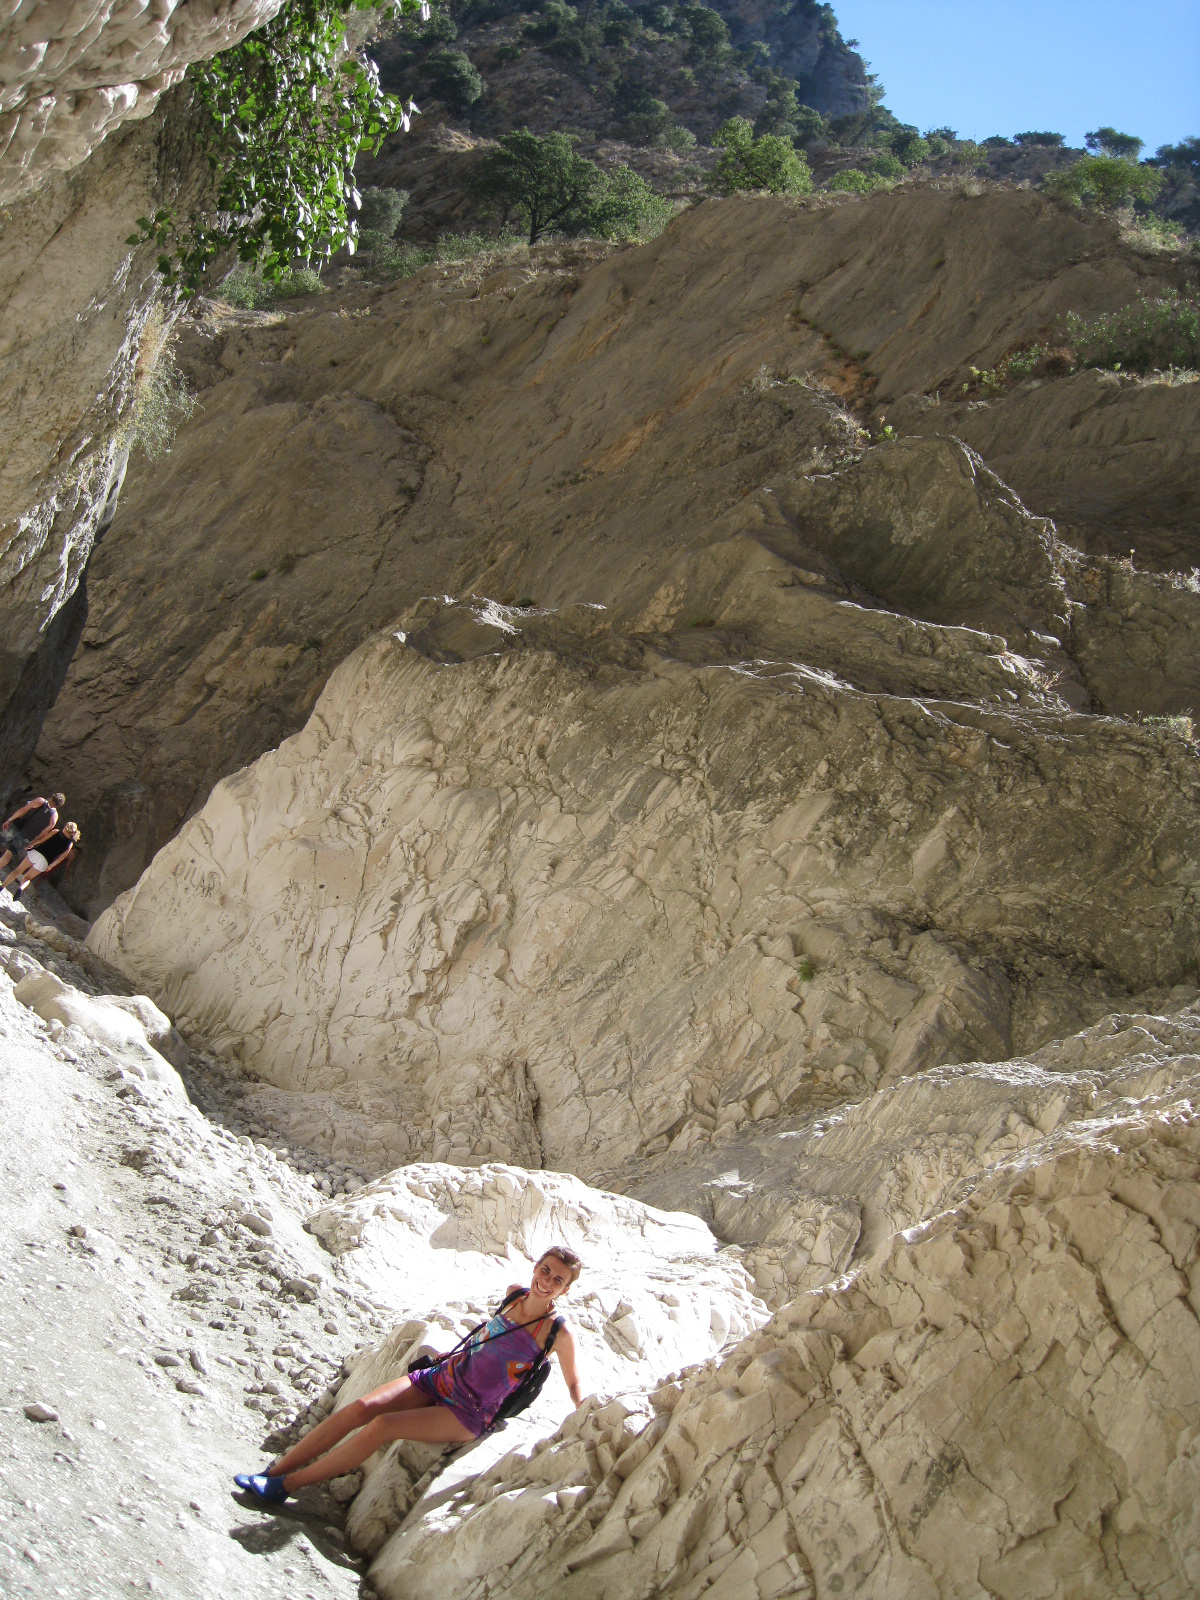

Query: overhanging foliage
[131,0,425,293]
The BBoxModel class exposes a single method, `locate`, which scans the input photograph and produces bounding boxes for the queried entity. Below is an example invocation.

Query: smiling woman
[233,1247,585,1502]
[830,0,1199,153]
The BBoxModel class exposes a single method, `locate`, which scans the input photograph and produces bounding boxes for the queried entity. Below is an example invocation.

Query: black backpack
[408,1288,564,1434]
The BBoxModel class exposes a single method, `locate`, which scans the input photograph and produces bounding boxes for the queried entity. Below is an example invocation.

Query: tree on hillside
[792,104,828,146]
[590,165,673,238]
[754,79,801,141]
[679,4,730,64]
[1085,127,1145,160]
[357,185,408,238]
[1014,131,1065,147]
[1150,136,1200,174]
[885,127,930,166]
[1043,154,1164,211]
[420,47,485,109]
[471,130,598,243]
[470,129,670,243]
[709,117,813,196]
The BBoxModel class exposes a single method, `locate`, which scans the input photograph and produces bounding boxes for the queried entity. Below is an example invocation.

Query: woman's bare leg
[269,1375,435,1476]
[281,1404,474,1491]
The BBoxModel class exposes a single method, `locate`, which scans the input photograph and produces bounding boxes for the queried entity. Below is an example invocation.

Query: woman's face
[531,1254,574,1299]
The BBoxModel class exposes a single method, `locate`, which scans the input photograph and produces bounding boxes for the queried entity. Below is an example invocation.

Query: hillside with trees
[352,1,1196,258]
[355,0,876,231]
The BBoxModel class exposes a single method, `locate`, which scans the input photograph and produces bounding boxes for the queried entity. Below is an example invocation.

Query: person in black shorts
[0,792,65,876]
[4,821,80,896]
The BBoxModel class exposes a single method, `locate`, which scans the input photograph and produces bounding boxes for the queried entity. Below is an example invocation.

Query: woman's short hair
[50,793,66,807]
[539,1245,583,1283]
[63,821,80,841]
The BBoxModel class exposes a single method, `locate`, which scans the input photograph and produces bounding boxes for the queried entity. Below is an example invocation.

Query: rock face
[0,0,283,206]
[1,105,164,788]
[75,188,1200,1596]
[88,618,1200,1191]
[86,641,1200,1594]
[7,144,1200,1597]
[0,1,296,793]
[369,1030,1200,1599]
[32,188,1200,915]
[0,892,780,1597]
[712,0,866,114]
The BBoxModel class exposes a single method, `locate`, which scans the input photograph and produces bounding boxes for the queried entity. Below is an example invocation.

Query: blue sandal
[234,1472,289,1502]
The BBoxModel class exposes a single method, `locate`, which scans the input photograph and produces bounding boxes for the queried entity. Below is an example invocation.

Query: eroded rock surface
[0,0,304,790]
[371,1038,1200,1599]
[89,620,1200,1192]
[32,189,1200,914]
[0,893,779,1597]
[9,170,1200,1598]
[0,0,283,205]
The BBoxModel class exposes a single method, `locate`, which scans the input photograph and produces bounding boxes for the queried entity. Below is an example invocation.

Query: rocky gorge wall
[68,186,1200,1597]
[0,1,290,793]
[30,187,1200,917]
[84,581,1200,1595]
[2,52,1200,1594]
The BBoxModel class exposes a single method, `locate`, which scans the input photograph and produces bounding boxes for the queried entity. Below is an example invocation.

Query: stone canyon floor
[4,183,1200,1599]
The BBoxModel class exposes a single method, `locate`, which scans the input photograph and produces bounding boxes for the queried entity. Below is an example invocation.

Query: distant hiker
[235,1247,584,1504]
[3,822,80,896]
[0,792,65,876]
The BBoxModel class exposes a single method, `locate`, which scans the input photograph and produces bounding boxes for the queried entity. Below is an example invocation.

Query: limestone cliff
[35,187,1200,915]
[0,2,292,794]
[59,174,1200,1598]
[1,25,1199,1585]
[86,532,1200,1597]
[0,0,284,206]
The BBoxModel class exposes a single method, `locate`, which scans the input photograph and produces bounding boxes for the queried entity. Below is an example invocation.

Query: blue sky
[831,0,1199,154]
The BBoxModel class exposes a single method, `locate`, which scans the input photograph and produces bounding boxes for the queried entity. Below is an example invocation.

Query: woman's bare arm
[554,1326,583,1406]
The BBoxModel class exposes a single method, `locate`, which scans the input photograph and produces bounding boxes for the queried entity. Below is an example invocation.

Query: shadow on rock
[230,1487,361,1572]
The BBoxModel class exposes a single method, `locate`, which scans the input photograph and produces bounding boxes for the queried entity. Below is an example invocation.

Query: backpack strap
[540,1316,565,1362]
[439,1288,526,1361]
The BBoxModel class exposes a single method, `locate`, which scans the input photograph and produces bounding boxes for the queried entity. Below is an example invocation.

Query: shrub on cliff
[753,80,801,141]
[356,228,524,279]
[127,337,197,460]
[601,1,641,47]
[591,166,673,237]
[1066,296,1199,373]
[826,153,902,195]
[884,128,930,166]
[420,47,485,108]
[131,0,421,292]
[680,4,730,64]
[218,264,326,306]
[1150,136,1200,175]
[613,78,673,142]
[470,129,670,243]
[1043,155,1164,211]
[709,117,813,196]
[357,185,409,241]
